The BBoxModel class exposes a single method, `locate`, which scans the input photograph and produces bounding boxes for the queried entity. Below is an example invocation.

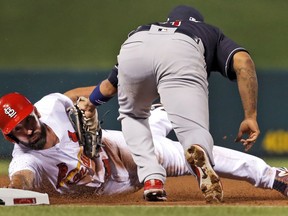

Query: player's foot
[143,179,167,201]
[185,145,224,203]
[273,167,288,196]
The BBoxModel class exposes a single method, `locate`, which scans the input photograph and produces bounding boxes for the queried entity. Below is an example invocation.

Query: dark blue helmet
[167,5,204,22]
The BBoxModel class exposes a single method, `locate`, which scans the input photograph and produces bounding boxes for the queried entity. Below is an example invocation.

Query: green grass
[1,206,288,216]
[0,0,288,70]
[263,157,288,168]
[0,160,9,175]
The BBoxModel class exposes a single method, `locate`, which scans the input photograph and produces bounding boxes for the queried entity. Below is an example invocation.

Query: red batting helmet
[0,92,34,135]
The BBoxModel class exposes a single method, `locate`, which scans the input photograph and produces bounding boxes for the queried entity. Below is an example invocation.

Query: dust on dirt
[1,175,287,206]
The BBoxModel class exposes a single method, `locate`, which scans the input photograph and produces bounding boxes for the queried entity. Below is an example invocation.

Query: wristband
[89,84,112,106]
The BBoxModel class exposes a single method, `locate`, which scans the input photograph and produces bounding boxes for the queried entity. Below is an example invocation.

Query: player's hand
[76,96,96,119]
[8,171,35,190]
[235,118,260,152]
[68,96,102,158]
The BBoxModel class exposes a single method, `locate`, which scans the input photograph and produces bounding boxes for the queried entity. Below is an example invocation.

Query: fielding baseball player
[0,92,287,199]
[75,4,260,202]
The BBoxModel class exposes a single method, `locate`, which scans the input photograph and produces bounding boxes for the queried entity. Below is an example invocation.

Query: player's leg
[213,146,288,197]
[152,135,190,177]
[117,32,167,201]
[149,109,274,187]
[154,33,223,202]
[148,107,288,197]
[213,146,276,188]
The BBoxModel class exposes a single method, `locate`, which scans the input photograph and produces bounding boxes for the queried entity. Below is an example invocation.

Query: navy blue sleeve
[214,32,247,80]
[107,64,119,88]
[187,23,248,80]
[157,21,248,80]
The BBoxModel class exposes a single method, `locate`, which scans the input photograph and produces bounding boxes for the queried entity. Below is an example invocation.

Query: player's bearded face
[11,112,47,150]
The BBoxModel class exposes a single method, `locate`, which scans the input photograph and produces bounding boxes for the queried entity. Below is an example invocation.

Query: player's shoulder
[35,93,72,109]
[37,93,70,103]
[193,21,220,33]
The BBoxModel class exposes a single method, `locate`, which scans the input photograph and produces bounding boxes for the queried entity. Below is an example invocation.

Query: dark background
[1,0,288,157]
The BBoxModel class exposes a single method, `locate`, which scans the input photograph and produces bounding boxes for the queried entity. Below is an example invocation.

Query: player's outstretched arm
[64,86,96,103]
[98,79,118,97]
[233,51,260,151]
[64,79,117,107]
[8,170,35,190]
[88,79,117,106]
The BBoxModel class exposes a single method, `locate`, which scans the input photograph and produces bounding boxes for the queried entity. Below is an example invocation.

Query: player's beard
[21,123,47,150]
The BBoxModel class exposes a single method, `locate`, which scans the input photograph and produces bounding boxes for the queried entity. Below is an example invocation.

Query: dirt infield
[0,175,287,206]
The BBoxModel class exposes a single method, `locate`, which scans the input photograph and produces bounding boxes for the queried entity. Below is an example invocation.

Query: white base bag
[0,188,50,206]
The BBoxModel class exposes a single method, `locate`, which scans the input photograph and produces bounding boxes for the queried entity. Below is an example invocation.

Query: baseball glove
[67,97,102,158]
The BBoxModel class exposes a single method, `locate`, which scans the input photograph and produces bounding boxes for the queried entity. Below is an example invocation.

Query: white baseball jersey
[9,93,275,195]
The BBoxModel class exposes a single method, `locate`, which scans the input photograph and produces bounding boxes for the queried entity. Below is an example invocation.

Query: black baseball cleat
[185,145,224,203]
[273,167,288,197]
[143,179,167,201]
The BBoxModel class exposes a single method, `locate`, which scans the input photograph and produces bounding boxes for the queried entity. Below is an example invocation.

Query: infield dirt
[1,175,287,206]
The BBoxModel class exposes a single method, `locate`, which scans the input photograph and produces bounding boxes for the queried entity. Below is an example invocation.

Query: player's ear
[34,106,41,118]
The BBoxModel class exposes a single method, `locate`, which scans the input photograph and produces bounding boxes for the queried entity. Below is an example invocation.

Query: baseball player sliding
[0,92,287,198]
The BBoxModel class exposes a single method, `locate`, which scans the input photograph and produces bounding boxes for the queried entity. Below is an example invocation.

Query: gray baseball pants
[117,25,213,183]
